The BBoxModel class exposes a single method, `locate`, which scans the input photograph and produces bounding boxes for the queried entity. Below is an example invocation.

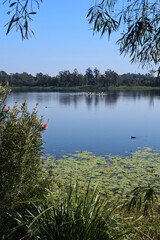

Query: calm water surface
[7,91,160,157]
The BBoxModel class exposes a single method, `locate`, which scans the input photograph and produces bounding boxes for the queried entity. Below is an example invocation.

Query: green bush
[0,85,47,205]
[0,85,48,238]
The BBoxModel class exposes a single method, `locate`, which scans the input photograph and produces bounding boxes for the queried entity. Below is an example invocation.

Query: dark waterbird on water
[131,136,136,139]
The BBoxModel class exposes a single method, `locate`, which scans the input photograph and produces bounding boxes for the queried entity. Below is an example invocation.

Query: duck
[131,136,136,139]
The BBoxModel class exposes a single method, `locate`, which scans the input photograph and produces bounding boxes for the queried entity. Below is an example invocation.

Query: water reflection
[9,90,160,109]
[57,91,160,108]
[7,90,160,157]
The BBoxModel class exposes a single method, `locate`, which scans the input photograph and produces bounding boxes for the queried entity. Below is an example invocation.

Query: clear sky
[0,0,149,76]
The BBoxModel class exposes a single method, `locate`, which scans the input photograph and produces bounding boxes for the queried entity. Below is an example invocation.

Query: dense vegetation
[44,148,160,201]
[1,68,160,88]
[1,85,160,239]
[87,0,160,74]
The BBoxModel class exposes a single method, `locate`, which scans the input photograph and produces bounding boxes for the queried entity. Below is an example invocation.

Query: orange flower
[14,108,18,111]
[4,107,9,112]
[0,124,5,128]
[43,123,48,130]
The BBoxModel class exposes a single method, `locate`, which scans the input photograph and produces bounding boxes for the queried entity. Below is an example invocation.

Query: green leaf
[29,12,37,14]
[9,2,16,7]
[6,15,15,35]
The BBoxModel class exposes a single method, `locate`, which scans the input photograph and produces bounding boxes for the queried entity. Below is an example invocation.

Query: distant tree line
[0,68,160,87]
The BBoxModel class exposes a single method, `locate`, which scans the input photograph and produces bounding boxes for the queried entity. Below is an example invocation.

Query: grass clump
[11,181,130,240]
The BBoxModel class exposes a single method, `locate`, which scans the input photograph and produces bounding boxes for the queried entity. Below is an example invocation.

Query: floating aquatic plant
[42,147,160,201]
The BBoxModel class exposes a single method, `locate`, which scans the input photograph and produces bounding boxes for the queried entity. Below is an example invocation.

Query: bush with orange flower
[0,85,50,238]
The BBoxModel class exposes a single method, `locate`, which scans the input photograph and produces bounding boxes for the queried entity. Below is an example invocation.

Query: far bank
[10,85,160,92]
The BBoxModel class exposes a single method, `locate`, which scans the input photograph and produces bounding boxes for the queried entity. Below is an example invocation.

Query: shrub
[0,85,48,238]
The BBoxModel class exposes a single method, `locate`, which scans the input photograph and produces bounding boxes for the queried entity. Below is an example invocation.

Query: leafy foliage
[41,149,160,238]
[1,69,158,88]
[0,85,48,238]
[0,100,44,207]
[11,181,131,240]
[127,185,158,216]
[3,0,43,39]
[87,0,160,72]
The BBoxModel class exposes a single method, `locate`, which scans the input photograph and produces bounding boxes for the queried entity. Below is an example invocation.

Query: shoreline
[10,85,160,92]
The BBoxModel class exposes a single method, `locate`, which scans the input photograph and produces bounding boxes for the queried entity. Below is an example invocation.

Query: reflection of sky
[6,91,160,157]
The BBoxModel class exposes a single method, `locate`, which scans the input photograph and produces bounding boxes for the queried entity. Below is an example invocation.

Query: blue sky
[0,0,149,76]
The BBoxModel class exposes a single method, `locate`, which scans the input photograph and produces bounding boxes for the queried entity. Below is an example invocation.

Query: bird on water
[131,136,136,139]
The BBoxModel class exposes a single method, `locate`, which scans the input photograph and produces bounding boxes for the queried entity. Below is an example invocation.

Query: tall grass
[11,181,131,240]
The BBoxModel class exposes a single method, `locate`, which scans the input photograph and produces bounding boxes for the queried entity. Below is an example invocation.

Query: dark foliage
[87,0,160,73]
[4,0,43,39]
[0,68,158,88]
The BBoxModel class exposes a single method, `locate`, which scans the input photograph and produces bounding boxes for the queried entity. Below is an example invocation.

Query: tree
[93,67,100,81]
[4,0,43,39]
[85,68,95,85]
[104,69,119,86]
[87,0,160,74]
[0,71,10,85]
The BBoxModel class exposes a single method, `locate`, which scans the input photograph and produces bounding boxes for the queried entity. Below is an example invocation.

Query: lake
[6,90,160,157]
